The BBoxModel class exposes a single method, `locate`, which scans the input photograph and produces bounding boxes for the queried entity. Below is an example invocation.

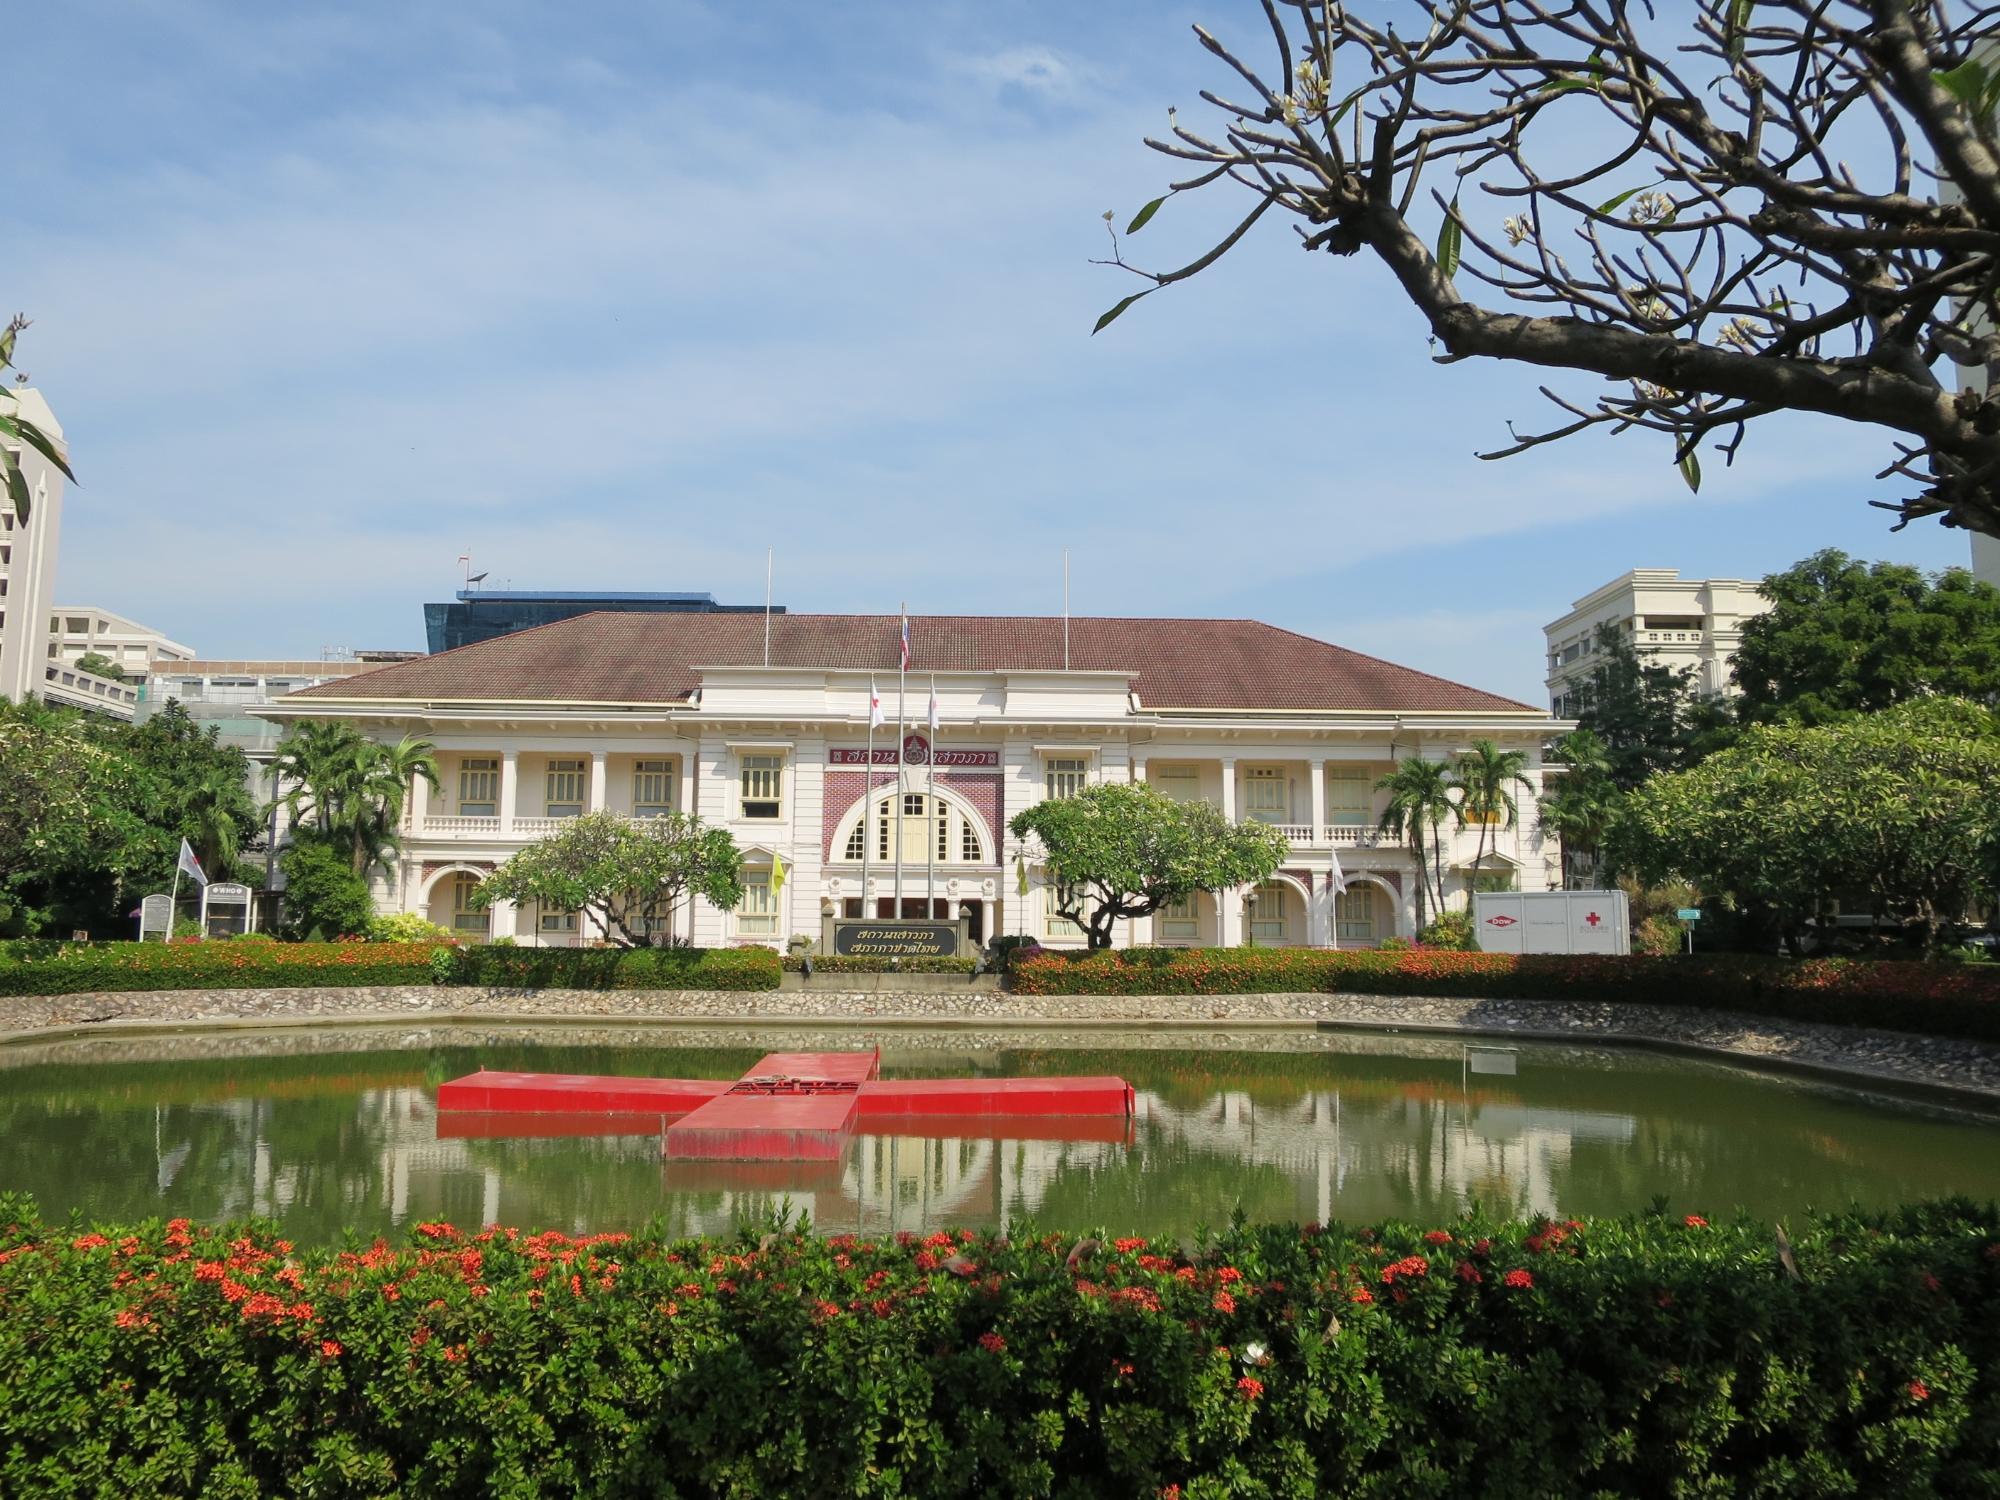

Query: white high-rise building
[0,389,67,705]
[1543,569,1770,715]
[49,605,195,676]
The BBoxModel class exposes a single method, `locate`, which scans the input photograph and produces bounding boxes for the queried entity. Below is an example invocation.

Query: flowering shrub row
[0,941,784,997]
[1,1196,1994,1496]
[0,940,445,996]
[1010,947,2000,1041]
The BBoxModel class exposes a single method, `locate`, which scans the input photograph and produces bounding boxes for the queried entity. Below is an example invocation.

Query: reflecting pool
[1,1023,1995,1242]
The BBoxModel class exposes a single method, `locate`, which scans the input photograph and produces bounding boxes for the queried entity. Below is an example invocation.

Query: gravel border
[2,984,1997,1105]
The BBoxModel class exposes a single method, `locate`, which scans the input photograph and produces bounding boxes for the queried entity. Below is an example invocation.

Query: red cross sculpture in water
[436,1050,1134,1161]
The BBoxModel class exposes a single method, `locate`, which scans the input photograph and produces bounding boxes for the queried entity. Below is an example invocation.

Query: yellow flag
[770,851,787,894]
[1015,855,1030,897]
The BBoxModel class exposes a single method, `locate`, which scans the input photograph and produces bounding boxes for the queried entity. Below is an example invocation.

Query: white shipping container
[1472,890,1629,955]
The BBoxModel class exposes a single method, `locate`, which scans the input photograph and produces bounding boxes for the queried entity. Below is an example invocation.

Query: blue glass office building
[424,591,780,656]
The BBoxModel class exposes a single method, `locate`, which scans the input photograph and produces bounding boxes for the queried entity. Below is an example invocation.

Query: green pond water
[1,1024,1995,1243]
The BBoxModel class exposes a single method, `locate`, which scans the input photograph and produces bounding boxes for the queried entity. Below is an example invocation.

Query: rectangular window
[1151,765,1200,802]
[1326,771,1370,825]
[959,816,980,863]
[1044,881,1084,940]
[458,757,498,816]
[1249,883,1288,943]
[938,806,951,861]
[1243,767,1288,823]
[737,871,777,935]
[633,758,676,817]
[544,757,586,816]
[539,910,578,933]
[739,754,784,819]
[1336,885,1376,942]
[450,875,487,935]
[1158,895,1198,943]
[1045,756,1088,801]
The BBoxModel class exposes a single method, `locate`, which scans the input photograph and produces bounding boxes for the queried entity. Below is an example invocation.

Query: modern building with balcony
[267,612,1564,949]
[47,604,195,676]
[1543,568,1771,714]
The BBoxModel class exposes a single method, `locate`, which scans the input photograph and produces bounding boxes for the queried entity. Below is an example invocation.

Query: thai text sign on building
[828,733,998,767]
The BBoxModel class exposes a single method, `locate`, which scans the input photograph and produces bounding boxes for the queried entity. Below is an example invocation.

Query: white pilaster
[488,896,517,942]
[588,750,608,813]
[1219,757,1237,823]
[409,768,430,835]
[1131,752,1148,784]
[499,751,519,836]
[1308,756,1326,842]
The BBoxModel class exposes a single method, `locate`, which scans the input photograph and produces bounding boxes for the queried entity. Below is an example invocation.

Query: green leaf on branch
[1436,198,1463,280]
[1126,197,1167,234]
[1727,0,1755,59]
[1093,292,1151,336]
[1934,58,1991,108]
[1679,448,1702,493]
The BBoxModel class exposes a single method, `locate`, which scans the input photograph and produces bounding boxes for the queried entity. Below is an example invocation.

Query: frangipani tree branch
[1099,0,2000,537]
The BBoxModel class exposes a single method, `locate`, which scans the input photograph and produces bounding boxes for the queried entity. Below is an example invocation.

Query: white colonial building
[266,612,1564,950]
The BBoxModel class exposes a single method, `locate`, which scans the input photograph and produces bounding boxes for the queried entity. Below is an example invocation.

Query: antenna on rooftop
[458,551,472,590]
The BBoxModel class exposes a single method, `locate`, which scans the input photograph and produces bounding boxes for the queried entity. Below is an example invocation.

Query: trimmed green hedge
[782,954,980,974]
[448,943,781,991]
[1011,947,2000,1042]
[0,941,784,998]
[0,940,442,996]
[2,1197,1996,1496]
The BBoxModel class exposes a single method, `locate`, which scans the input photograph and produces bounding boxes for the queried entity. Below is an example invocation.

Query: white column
[589,749,608,813]
[488,896,517,943]
[409,770,429,835]
[678,749,696,817]
[1219,757,1236,823]
[499,751,519,835]
[1308,756,1326,844]
[1131,752,1148,785]
[1218,884,1244,946]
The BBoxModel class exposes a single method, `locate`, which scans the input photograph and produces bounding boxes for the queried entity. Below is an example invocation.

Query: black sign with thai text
[831,920,959,958]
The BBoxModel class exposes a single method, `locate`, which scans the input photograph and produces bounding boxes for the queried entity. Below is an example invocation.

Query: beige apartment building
[50,604,195,676]
[1543,569,1770,715]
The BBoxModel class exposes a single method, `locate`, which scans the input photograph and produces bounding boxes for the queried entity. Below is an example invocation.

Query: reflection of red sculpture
[436,1050,1134,1161]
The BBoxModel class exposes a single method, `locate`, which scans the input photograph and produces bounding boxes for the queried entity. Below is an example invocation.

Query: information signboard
[201,881,254,938]
[138,893,174,942]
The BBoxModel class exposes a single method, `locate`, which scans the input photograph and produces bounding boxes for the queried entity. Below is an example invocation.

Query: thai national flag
[899,613,911,671]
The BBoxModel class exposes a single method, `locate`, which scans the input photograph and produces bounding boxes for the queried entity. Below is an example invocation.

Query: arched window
[844,821,866,860]
[839,792,987,865]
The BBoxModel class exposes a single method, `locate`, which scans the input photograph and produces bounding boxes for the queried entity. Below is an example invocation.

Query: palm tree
[1375,757,1454,926]
[273,724,439,875]
[1537,730,1617,888]
[1448,740,1535,903]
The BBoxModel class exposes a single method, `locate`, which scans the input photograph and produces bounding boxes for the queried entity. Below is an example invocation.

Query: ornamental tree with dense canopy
[1010,781,1289,949]
[1101,0,2000,540]
[1607,698,2000,947]
[1731,548,2000,722]
[474,811,745,949]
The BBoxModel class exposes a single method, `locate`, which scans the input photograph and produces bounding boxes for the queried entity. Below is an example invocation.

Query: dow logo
[1484,914,1517,927]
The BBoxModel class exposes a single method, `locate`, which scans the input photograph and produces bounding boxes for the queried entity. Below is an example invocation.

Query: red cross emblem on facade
[1584,911,1602,926]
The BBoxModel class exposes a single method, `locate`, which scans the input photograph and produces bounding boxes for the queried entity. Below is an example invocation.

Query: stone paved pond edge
[2,985,1997,1110]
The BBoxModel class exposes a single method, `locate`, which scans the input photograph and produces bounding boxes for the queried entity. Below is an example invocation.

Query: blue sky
[10,0,1979,703]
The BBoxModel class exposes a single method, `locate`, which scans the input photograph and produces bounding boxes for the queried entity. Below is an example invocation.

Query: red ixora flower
[1113,1238,1147,1253]
[1455,1261,1483,1285]
[1908,1380,1930,1401]
[1684,1215,1709,1229]
[978,1332,1007,1354]
[70,1234,111,1252]
[1423,1230,1453,1245]
[1503,1269,1534,1290]
[1212,1291,1237,1315]
[1236,1375,1264,1400]
[320,1339,343,1359]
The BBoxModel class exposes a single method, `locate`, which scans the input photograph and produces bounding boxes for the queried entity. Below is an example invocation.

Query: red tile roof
[285,613,1539,714]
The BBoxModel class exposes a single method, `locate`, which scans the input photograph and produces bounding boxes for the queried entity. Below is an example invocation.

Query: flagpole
[926,673,936,924]
[862,678,874,921]
[762,547,773,668]
[895,605,907,918]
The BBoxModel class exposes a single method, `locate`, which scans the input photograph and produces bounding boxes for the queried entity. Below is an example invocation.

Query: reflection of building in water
[153,1055,1638,1236]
